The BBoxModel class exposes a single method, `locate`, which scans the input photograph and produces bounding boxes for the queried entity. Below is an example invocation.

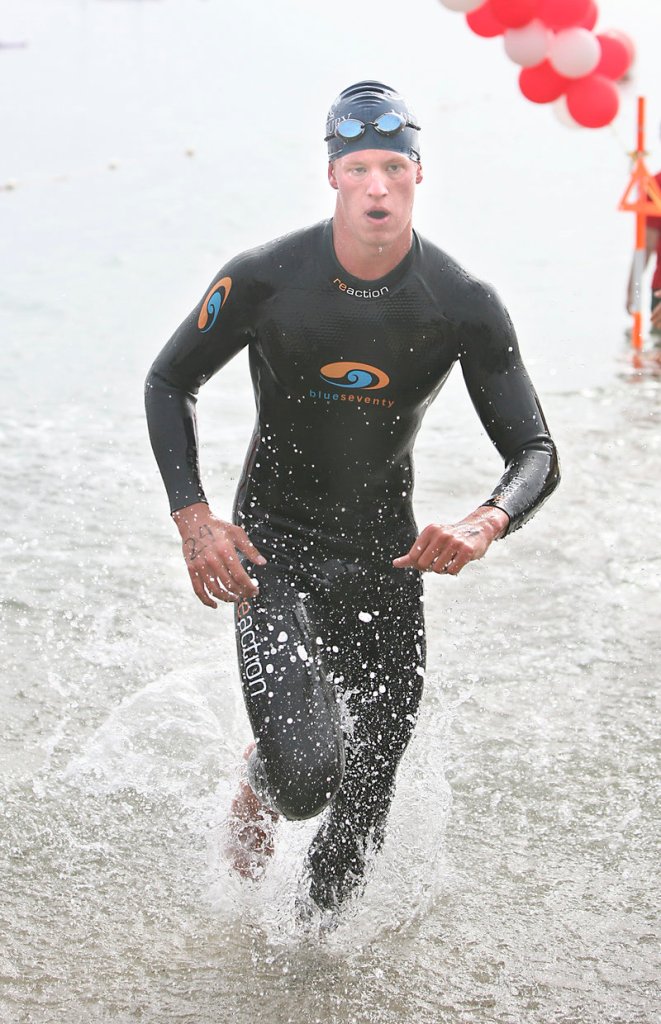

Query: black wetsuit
[145,219,559,909]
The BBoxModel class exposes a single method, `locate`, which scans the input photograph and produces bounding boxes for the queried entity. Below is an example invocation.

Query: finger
[392,536,431,570]
[207,581,239,604]
[213,546,260,598]
[205,573,240,603]
[407,530,456,571]
[232,529,267,566]
[202,557,244,601]
[417,537,455,571]
[431,551,456,574]
[442,552,470,576]
[190,559,239,605]
[189,571,218,609]
[436,541,475,575]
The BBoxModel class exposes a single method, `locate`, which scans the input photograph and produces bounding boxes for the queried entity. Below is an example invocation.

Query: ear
[328,162,339,190]
[415,163,424,185]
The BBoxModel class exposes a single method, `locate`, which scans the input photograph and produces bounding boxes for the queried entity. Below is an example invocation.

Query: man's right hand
[172,503,266,608]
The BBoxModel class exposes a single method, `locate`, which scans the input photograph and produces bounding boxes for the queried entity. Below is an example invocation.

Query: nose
[366,170,388,197]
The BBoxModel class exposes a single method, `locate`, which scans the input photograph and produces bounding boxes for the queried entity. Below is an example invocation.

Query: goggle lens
[374,112,406,135]
[336,119,365,140]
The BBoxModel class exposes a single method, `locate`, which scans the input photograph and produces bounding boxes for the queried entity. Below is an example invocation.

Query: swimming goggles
[325,111,420,143]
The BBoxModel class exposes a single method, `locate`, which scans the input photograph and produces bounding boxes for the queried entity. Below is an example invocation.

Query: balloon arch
[438,0,634,129]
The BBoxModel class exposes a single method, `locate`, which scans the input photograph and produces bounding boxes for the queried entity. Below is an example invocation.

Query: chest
[251,281,459,407]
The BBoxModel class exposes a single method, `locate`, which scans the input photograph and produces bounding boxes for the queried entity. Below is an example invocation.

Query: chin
[365,222,402,244]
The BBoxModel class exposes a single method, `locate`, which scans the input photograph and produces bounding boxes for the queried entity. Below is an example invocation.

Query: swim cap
[325,80,421,163]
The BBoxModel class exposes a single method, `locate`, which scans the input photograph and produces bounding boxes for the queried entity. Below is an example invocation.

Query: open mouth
[367,210,388,220]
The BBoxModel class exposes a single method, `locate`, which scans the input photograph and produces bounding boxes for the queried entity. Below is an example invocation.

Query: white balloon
[549,28,601,79]
[438,0,484,12]
[553,96,581,130]
[504,19,553,68]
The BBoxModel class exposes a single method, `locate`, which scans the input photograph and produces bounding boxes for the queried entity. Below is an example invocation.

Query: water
[1,1,660,1021]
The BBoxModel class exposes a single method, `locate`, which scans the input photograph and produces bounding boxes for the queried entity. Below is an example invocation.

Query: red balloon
[595,32,632,80]
[539,0,590,30]
[566,74,619,127]
[610,29,635,64]
[519,59,570,103]
[576,0,598,30]
[491,0,541,28]
[466,2,506,37]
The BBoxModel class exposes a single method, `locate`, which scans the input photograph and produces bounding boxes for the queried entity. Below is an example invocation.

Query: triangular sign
[618,158,661,216]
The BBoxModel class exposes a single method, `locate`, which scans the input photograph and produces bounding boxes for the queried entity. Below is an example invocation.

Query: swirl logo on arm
[320,361,390,390]
[197,276,232,333]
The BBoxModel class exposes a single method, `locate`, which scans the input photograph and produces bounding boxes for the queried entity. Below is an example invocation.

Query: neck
[331,212,413,281]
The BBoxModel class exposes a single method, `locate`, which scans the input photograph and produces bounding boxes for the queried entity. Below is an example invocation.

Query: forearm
[144,369,207,513]
[482,441,560,535]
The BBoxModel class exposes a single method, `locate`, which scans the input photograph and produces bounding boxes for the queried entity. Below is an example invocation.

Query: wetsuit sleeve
[144,261,254,513]
[459,284,560,535]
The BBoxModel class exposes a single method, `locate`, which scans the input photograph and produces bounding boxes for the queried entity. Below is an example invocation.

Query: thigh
[233,561,345,820]
[304,569,426,906]
[326,566,426,751]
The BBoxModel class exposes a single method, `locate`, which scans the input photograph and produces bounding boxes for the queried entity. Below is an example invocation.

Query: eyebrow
[345,158,406,169]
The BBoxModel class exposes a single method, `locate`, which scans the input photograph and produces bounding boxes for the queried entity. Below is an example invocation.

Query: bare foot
[225,743,279,881]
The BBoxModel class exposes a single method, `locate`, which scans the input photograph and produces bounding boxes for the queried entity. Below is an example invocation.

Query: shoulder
[415,232,508,321]
[225,221,328,278]
[204,222,327,314]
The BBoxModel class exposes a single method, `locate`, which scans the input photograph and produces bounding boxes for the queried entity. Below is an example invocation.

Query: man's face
[328,149,423,248]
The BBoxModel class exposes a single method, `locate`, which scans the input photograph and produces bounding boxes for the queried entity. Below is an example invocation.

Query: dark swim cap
[325,80,421,163]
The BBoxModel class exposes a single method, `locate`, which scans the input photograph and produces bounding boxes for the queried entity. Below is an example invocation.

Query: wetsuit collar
[321,219,418,296]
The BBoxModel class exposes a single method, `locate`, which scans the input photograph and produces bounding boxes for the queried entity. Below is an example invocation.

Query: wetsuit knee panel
[248,743,345,821]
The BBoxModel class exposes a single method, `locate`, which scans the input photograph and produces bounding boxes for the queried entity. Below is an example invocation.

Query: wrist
[172,501,212,534]
[472,505,510,541]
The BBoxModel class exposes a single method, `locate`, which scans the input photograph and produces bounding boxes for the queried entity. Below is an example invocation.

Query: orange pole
[619,97,661,359]
[632,97,646,353]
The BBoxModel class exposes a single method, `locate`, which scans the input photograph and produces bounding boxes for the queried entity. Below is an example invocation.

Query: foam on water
[205,693,454,952]
[60,657,455,955]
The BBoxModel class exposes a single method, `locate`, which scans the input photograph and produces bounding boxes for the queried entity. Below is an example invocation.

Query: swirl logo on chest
[320,361,390,390]
[198,276,232,333]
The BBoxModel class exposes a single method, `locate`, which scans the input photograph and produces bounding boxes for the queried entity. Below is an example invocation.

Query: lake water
[1,1,659,1022]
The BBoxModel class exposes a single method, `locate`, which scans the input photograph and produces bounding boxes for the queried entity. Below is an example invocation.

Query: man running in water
[145,81,559,912]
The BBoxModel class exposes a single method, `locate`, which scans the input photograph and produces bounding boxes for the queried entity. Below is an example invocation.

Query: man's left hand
[393,506,510,576]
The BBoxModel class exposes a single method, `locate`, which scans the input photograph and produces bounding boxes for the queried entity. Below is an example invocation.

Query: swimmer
[145,81,560,912]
